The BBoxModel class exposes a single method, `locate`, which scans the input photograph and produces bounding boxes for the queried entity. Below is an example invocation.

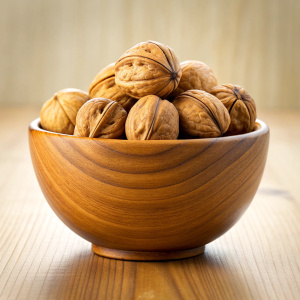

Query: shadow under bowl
[28,119,269,261]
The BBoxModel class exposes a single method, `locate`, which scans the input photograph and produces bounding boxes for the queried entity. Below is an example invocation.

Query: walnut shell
[173,90,230,138]
[74,98,127,139]
[40,88,89,134]
[115,41,182,99]
[125,95,179,140]
[210,84,256,135]
[169,60,217,100]
[89,63,136,112]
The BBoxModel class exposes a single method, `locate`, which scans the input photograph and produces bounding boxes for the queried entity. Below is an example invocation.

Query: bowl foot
[91,244,205,261]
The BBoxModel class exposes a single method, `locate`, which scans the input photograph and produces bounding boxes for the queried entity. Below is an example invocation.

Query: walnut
[169,60,217,100]
[74,98,127,138]
[89,62,136,112]
[125,95,179,140]
[210,84,256,135]
[173,90,230,138]
[40,88,89,134]
[115,41,182,99]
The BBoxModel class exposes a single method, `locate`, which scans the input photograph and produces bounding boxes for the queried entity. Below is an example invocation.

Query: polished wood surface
[28,118,268,260]
[91,245,205,261]
[0,107,299,299]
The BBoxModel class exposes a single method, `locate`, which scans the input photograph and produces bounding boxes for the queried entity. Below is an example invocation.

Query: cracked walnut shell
[169,60,218,99]
[173,90,230,138]
[74,98,127,139]
[115,41,182,99]
[40,88,89,134]
[125,95,179,140]
[210,84,256,135]
[89,63,136,112]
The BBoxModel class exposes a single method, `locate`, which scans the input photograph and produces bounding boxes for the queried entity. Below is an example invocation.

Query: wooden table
[0,107,299,300]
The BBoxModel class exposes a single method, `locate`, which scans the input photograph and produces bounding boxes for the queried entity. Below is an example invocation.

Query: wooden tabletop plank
[0,107,299,300]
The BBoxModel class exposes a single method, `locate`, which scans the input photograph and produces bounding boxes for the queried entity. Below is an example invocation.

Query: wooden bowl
[28,119,269,261]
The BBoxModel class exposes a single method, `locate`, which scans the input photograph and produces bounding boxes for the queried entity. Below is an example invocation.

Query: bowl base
[91,244,205,261]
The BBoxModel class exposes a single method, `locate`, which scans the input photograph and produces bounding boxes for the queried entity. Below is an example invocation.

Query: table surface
[0,107,299,300]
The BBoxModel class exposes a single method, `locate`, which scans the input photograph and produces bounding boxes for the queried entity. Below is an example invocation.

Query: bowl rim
[29,118,269,144]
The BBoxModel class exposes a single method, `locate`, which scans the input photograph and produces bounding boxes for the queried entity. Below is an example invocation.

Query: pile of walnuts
[40,41,257,140]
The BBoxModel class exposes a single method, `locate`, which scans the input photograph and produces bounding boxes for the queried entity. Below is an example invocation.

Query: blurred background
[0,0,299,110]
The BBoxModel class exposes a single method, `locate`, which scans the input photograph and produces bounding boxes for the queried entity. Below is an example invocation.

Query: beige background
[0,0,299,109]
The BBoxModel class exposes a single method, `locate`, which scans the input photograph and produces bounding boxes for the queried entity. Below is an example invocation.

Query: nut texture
[173,90,230,138]
[74,98,127,139]
[210,84,256,135]
[89,63,136,112]
[40,88,89,134]
[115,41,182,99]
[125,95,179,140]
[169,60,217,99]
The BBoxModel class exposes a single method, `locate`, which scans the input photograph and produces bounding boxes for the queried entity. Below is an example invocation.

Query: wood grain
[0,0,299,110]
[28,118,268,260]
[0,107,299,299]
